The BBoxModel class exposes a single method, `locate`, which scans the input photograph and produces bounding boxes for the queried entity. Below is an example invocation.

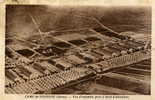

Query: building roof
[67,55,86,64]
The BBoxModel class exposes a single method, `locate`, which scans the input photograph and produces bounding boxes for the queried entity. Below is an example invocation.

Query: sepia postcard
[0,0,154,100]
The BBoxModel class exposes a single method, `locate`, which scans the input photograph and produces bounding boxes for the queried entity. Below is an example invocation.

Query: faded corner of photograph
[5,5,151,95]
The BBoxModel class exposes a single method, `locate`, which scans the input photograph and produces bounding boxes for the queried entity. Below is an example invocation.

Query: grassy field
[6,5,151,39]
